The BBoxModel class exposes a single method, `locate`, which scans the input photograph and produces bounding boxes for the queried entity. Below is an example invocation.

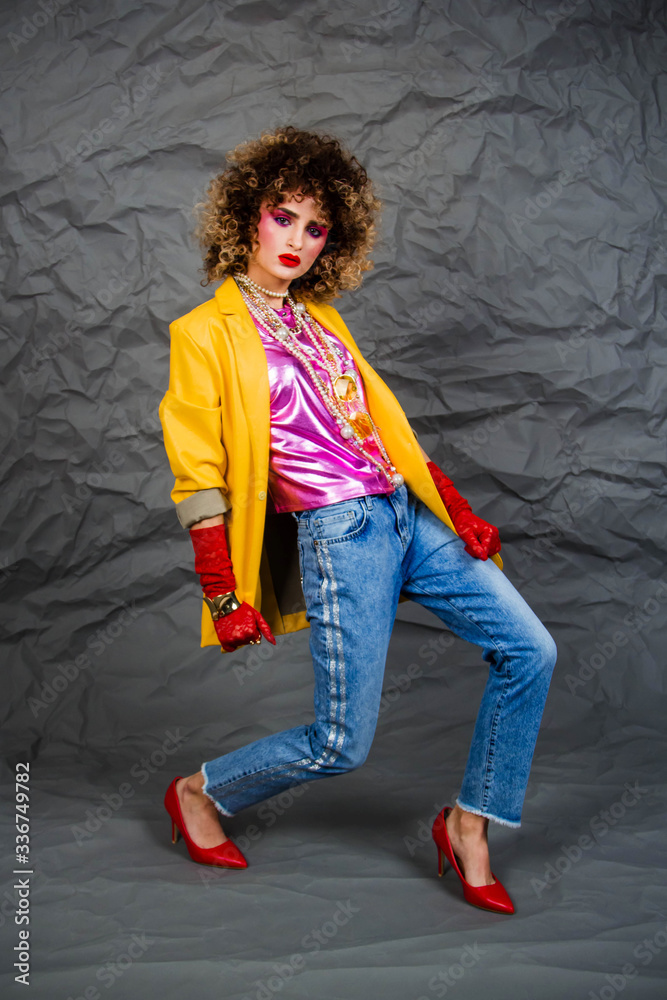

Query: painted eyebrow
[271,206,329,228]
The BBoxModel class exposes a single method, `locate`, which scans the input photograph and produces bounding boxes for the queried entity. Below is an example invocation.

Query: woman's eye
[273,215,290,226]
[308,227,324,238]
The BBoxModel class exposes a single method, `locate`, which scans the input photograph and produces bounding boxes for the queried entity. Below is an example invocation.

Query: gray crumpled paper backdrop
[1,1,666,998]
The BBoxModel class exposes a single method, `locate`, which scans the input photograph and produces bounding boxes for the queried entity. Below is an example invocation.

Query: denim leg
[201,494,403,817]
[401,498,557,827]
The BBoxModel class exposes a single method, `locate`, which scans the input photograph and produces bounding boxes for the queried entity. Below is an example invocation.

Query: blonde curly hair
[194,125,381,302]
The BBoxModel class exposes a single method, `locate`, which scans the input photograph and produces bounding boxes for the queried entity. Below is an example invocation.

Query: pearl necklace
[237,274,347,373]
[235,278,404,489]
[236,273,286,298]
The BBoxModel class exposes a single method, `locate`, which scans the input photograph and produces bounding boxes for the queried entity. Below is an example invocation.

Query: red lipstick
[279,254,300,267]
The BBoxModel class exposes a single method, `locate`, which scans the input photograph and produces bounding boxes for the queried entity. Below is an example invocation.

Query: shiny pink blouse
[250,300,394,513]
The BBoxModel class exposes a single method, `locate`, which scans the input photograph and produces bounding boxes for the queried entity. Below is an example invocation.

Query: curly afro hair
[194,125,381,301]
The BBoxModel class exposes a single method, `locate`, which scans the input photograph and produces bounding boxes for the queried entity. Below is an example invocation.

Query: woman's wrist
[189,522,237,596]
[191,513,225,530]
[204,591,242,620]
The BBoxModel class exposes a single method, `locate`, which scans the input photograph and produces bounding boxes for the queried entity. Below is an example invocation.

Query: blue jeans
[201,486,557,827]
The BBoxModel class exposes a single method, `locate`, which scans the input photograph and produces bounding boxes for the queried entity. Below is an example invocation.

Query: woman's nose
[287,227,305,249]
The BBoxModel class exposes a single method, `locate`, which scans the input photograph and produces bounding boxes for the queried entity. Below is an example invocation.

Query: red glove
[427,461,501,561]
[189,523,276,653]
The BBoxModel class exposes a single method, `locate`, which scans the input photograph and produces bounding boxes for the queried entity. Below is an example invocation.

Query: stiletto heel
[437,846,449,877]
[164,777,248,870]
[431,807,514,914]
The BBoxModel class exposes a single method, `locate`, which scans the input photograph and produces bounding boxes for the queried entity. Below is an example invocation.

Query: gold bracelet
[203,591,242,620]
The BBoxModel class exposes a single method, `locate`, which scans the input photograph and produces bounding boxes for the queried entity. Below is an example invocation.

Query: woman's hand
[426,461,501,561]
[213,603,276,653]
[449,512,501,561]
[189,520,277,652]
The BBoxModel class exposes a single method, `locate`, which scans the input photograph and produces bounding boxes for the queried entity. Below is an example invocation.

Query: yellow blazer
[159,275,502,648]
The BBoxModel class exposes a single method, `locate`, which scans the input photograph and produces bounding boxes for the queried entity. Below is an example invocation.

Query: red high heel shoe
[432,807,514,914]
[164,777,248,869]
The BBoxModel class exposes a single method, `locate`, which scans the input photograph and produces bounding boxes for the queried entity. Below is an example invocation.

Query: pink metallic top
[250,300,395,513]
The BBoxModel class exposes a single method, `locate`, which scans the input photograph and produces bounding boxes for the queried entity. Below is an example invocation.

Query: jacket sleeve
[158,319,231,518]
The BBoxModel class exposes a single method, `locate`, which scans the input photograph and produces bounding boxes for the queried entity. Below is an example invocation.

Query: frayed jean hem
[200,762,234,817]
[456,796,521,829]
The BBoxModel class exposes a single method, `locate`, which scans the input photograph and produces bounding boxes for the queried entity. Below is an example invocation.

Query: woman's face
[246,193,329,290]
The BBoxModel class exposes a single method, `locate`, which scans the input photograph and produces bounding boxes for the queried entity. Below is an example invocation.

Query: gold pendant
[349,411,373,439]
[333,374,358,402]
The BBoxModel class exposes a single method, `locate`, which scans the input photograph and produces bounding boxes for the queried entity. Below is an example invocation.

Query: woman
[158,126,557,914]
